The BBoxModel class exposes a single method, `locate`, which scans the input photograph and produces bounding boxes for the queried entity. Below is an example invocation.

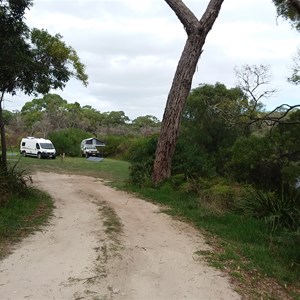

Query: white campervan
[20,137,56,159]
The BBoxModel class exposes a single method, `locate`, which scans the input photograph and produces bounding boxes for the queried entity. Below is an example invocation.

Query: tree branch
[198,0,225,34]
[165,0,199,34]
[246,104,300,128]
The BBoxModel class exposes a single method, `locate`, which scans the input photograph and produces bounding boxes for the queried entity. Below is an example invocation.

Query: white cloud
[4,0,299,120]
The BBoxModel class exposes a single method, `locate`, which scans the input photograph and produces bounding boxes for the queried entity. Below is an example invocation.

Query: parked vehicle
[81,145,99,158]
[20,137,56,159]
[81,138,105,158]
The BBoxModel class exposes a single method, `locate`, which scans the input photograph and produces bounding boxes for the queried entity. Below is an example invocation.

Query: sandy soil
[0,172,241,300]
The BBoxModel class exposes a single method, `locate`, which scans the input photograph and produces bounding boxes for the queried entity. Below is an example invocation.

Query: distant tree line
[3,93,161,157]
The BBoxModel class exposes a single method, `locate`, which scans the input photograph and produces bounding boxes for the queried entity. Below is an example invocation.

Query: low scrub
[0,188,54,258]
[128,135,158,186]
[49,128,91,157]
[167,175,243,213]
[235,186,300,232]
[0,162,32,205]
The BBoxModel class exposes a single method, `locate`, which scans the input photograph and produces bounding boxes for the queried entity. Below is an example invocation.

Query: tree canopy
[272,0,300,30]
[0,0,88,170]
[288,47,300,84]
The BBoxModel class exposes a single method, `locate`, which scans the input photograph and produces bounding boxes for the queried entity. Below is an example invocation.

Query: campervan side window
[22,142,25,146]
[36,143,40,150]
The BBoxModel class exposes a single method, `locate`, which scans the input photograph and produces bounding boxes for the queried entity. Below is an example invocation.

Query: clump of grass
[0,188,54,258]
[235,186,300,232]
[92,201,123,283]
[0,160,54,258]
[98,201,123,244]
[0,161,32,205]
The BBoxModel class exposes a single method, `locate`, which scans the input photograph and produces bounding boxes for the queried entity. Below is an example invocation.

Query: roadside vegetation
[125,83,300,299]
[0,164,54,258]
[2,83,299,299]
[1,1,299,298]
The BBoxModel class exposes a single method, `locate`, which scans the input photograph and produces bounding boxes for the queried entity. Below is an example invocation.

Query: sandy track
[0,172,240,300]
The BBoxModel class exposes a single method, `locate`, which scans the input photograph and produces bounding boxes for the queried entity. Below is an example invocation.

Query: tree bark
[152,0,224,184]
[0,90,7,173]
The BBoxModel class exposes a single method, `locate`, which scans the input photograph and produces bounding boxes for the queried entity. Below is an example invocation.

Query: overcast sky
[4,0,300,121]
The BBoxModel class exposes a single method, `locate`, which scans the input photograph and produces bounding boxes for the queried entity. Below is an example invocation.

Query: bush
[102,135,136,159]
[192,177,243,212]
[227,135,282,190]
[128,135,158,186]
[235,186,300,231]
[275,230,300,268]
[49,128,90,157]
[0,162,32,205]
[172,138,216,178]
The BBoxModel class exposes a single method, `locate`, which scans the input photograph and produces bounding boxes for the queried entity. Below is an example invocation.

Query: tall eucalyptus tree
[152,0,224,184]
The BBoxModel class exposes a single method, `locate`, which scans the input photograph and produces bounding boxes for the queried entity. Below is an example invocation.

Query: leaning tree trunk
[0,90,7,173]
[152,0,225,184]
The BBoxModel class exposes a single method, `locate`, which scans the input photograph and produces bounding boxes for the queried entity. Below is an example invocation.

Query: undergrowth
[0,187,54,258]
[0,161,54,258]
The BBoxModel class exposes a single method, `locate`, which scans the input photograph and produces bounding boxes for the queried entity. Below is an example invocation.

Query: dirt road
[0,173,240,300]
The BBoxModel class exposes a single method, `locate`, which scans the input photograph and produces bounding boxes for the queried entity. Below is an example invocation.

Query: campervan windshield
[40,143,54,149]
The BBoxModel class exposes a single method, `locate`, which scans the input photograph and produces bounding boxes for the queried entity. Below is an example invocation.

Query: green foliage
[102,135,130,158]
[0,187,53,258]
[49,128,90,156]
[0,0,88,172]
[115,138,137,160]
[102,111,129,126]
[172,138,216,178]
[2,110,13,125]
[235,186,300,231]
[128,135,158,186]
[272,0,300,31]
[183,177,243,212]
[228,135,282,190]
[27,28,88,94]
[11,156,129,188]
[181,83,246,175]
[0,14,88,96]
[21,94,67,114]
[6,148,299,290]
[0,0,32,95]
[127,182,300,286]
[0,161,32,205]
[271,109,300,166]
[288,48,300,84]
[202,179,242,211]
[132,115,160,128]
[275,230,300,269]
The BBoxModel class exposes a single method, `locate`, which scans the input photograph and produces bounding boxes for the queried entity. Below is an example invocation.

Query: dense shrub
[188,177,243,212]
[235,186,300,231]
[172,138,216,178]
[102,135,136,159]
[0,163,32,205]
[227,135,282,190]
[49,128,90,157]
[128,135,158,186]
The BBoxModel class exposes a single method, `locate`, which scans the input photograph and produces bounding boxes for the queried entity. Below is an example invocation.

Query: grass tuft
[0,187,54,258]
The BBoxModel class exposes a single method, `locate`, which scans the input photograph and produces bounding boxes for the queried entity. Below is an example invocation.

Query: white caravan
[20,137,56,159]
